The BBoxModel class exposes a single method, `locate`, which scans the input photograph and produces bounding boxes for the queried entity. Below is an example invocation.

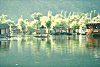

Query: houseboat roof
[86,22,100,26]
[0,24,9,29]
[40,25,46,29]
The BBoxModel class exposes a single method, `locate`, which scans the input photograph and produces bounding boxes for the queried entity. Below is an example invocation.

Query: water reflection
[0,40,10,49]
[0,35,100,67]
[86,37,100,48]
[7,35,100,56]
[0,36,100,56]
[86,37,100,59]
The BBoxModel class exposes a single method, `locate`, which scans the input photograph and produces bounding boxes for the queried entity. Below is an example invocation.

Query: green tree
[46,20,51,34]
[0,14,8,24]
[26,21,36,34]
[31,12,42,29]
[0,14,15,25]
[17,16,27,33]
[27,26,34,34]
[45,11,53,34]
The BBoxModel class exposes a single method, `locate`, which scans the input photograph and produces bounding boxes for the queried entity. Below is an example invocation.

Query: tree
[27,26,34,34]
[46,20,51,34]
[48,10,52,19]
[45,11,53,34]
[17,16,27,33]
[0,14,15,25]
[26,21,36,34]
[6,19,15,34]
[31,12,42,29]
[70,21,80,30]
[0,14,8,24]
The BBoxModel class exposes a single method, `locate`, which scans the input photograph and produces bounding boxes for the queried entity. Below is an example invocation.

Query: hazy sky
[0,0,100,21]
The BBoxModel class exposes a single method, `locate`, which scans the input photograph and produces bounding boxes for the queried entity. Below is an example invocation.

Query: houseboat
[79,27,86,35]
[50,26,72,35]
[85,22,100,37]
[0,24,10,38]
[34,25,47,38]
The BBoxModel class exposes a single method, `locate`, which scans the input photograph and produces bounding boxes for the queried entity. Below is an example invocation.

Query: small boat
[34,35,48,38]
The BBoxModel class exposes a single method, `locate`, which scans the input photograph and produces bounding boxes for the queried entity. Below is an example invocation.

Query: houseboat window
[93,25,97,29]
[96,26,98,29]
[97,24,100,29]
[89,26,93,29]
[0,29,1,34]
[0,41,1,46]
[92,24,100,29]
[86,25,90,29]
[86,23,100,29]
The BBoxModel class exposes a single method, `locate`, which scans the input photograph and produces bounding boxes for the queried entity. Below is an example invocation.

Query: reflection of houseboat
[86,37,100,48]
[86,22,100,37]
[34,25,47,38]
[0,24,10,38]
[0,40,10,49]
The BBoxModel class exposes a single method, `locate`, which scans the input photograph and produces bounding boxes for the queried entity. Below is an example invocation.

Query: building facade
[0,24,10,37]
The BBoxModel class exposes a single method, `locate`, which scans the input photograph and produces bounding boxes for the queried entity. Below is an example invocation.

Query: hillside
[0,0,100,21]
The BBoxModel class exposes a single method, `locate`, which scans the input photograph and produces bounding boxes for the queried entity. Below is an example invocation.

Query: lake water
[0,35,100,67]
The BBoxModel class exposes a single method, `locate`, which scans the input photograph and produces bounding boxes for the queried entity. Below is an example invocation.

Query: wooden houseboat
[85,22,100,37]
[34,25,47,38]
[0,24,10,38]
[50,26,72,35]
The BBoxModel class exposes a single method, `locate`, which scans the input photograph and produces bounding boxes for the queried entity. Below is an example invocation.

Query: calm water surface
[0,35,100,67]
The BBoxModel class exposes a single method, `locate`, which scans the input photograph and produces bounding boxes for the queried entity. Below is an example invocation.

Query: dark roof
[86,22,100,25]
[0,24,9,29]
[86,23,100,26]
[40,25,46,28]
[11,25,17,28]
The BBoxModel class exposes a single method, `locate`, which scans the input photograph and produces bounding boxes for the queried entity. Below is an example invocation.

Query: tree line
[0,10,100,34]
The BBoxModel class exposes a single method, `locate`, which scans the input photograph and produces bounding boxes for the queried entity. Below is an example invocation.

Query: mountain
[0,0,100,21]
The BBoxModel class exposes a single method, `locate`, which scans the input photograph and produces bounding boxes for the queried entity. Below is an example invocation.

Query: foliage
[31,12,42,29]
[46,20,51,29]
[0,14,8,24]
[0,14,14,25]
[55,21,68,29]
[70,21,80,29]
[27,26,35,34]
[0,10,99,34]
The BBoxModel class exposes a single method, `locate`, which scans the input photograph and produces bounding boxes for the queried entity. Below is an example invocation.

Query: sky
[0,0,100,21]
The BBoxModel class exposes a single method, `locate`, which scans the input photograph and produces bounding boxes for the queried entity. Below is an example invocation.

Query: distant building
[0,24,10,37]
[50,26,72,35]
[35,25,47,37]
[35,25,46,34]
[50,26,65,35]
